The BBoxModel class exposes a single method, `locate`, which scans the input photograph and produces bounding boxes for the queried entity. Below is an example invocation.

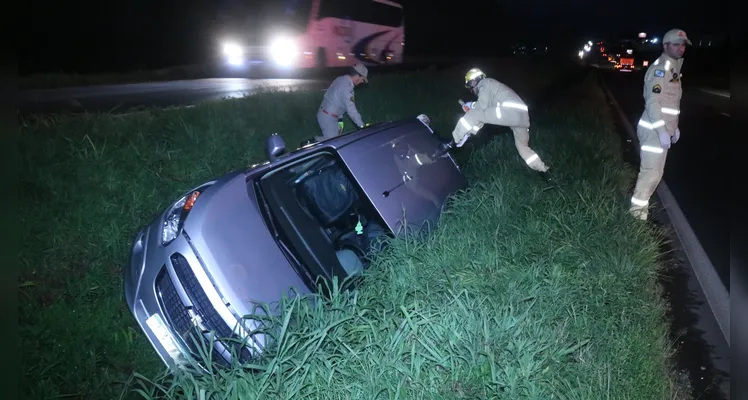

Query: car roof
[242,118,422,179]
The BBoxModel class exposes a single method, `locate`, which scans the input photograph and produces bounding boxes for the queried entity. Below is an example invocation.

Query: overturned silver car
[124,115,466,370]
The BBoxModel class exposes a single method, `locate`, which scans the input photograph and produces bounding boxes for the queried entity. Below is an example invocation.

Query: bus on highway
[218,0,405,70]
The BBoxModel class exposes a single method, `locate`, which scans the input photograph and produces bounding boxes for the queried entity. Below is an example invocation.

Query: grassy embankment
[19,59,688,399]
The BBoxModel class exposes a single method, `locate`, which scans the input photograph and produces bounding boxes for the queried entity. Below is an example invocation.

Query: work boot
[628,205,648,221]
[537,169,554,183]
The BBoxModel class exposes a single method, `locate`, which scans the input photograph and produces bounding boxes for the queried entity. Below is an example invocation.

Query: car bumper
[125,226,189,368]
[124,224,256,370]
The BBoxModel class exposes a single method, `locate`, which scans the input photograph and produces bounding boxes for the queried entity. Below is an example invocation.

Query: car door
[337,120,467,238]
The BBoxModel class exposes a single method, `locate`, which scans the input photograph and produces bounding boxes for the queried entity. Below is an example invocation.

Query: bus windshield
[276,0,315,31]
[220,1,313,38]
[256,0,314,35]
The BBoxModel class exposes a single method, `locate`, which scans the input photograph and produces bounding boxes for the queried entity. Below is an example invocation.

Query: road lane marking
[700,88,730,98]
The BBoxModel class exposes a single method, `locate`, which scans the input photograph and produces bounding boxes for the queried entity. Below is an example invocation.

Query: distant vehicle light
[643,60,649,66]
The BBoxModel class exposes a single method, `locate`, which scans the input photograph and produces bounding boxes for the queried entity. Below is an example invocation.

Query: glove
[658,131,671,150]
[462,101,474,113]
[456,133,471,148]
[671,127,680,144]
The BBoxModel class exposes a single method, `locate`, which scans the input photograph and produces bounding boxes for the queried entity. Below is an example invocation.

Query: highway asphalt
[600,68,732,399]
[18,78,330,115]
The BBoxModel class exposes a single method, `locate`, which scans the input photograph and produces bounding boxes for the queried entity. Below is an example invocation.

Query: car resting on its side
[124,114,466,371]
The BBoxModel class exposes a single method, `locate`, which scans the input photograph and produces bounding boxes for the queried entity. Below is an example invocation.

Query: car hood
[182,171,311,319]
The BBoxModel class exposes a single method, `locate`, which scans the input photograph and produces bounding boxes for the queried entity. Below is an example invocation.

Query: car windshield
[256,152,391,288]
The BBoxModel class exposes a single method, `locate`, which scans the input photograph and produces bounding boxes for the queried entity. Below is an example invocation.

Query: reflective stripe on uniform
[661,107,680,115]
[641,145,664,154]
[500,101,529,111]
[631,197,648,206]
[493,101,528,119]
[638,119,665,129]
[459,117,480,133]
[524,154,539,165]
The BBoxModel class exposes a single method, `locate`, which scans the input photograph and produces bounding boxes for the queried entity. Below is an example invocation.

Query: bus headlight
[222,42,243,58]
[269,37,298,67]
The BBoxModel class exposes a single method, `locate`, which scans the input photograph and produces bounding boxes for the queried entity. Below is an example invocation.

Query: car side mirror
[416,113,434,134]
[266,133,286,162]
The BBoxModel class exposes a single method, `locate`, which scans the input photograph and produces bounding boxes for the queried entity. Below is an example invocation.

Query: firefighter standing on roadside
[437,68,550,174]
[629,29,690,221]
[315,63,369,142]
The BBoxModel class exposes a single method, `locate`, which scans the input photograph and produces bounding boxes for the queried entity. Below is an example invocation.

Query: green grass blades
[19,62,685,399]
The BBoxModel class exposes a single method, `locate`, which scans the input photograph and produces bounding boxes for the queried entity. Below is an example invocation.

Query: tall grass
[126,73,686,400]
[18,61,686,399]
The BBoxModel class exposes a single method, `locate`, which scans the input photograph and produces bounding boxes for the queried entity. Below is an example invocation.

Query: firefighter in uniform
[629,29,691,220]
[437,68,549,173]
[315,63,369,142]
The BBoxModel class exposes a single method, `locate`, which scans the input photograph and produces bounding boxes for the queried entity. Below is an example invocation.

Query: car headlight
[269,37,298,67]
[161,183,214,246]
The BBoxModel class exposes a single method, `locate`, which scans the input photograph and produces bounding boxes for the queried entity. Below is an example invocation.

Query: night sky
[21,0,726,75]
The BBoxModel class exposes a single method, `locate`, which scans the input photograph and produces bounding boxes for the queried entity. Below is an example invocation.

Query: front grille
[242,46,270,61]
[155,254,253,368]
[156,268,229,368]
